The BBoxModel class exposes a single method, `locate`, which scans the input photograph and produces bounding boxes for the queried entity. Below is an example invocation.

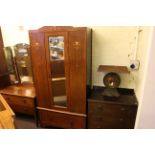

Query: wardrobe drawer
[38,110,86,129]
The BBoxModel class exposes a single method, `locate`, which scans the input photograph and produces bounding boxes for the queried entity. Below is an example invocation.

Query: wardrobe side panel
[69,29,87,114]
[29,31,51,108]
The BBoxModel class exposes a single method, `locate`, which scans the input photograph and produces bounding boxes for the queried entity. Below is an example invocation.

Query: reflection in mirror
[49,36,67,107]
[4,47,20,84]
[14,43,33,83]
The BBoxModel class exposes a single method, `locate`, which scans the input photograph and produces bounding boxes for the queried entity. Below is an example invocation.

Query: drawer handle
[121,108,125,111]
[97,117,103,121]
[49,117,54,121]
[6,97,11,101]
[97,126,102,129]
[119,118,124,122]
[23,107,28,112]
[70,120,74,127]
[97,105,103,110]
[23,99,27,103]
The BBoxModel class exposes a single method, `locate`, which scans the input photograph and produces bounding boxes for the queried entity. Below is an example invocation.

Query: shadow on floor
[15,113,63,129]
[15,114,39,129]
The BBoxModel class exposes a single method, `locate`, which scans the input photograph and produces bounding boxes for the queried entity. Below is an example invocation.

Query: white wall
[91,26,151,91]
[1,26,30,46]
[134,27,152,101]
[135,27,155,128]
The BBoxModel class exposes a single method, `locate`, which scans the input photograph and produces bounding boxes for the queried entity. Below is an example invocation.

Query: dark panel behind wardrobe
[0,27,10,88]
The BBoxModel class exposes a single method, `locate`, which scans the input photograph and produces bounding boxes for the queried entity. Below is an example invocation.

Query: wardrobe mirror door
[49,36,67,107]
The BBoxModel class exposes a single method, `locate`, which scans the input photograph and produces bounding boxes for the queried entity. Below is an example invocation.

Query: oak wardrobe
[29,26,92,128]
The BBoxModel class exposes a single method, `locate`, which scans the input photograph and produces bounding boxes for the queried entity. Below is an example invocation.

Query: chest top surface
[88,87,138,106]
[0,83,36,98]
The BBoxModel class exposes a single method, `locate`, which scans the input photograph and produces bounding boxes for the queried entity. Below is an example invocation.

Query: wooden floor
[14,114,58,129]
[15,114,39,129]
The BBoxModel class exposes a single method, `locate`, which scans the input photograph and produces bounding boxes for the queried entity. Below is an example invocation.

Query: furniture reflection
[3,43,33,84]
[14,43,33,83]
[3,46,20,84]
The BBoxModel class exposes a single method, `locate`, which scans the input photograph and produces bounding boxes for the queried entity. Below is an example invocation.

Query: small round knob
[70,120,74,127]
[130,64,135,69]
[35,42,39,46]
[50,117,53,121]
[120,118,124,122]
[121,107,125,111]
[6,97,10,101]
[97,105,103,110]
[23,107,28,112]
[97,117,103,121]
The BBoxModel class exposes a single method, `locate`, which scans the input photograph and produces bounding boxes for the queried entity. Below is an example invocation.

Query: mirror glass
[4,43,33,84]
[48,36,67,107]
[4,47,20,84]
[14,43,33,83]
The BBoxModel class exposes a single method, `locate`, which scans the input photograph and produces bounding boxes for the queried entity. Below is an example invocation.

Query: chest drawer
[2,94,35,115]
[38,109,86,129]
[88,115,125,129]
[88,101,136,129]
[88,101,127,118]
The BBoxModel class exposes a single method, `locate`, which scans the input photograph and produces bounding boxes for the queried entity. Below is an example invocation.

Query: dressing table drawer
[2,94,35,115]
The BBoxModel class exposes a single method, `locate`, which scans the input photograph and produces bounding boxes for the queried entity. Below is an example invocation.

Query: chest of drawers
[87,88,138,129]
[0,83,36,116]
[2,94,35,115]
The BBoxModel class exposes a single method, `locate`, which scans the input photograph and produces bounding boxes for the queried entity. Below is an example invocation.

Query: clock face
[103,72,121,88]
